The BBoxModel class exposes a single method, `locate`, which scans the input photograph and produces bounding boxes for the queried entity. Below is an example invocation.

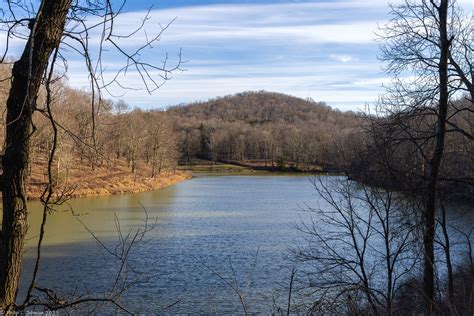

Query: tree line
[167,91,358,169]
[1,73,362,176]
[344,97,473,201]
[0,64,178,181]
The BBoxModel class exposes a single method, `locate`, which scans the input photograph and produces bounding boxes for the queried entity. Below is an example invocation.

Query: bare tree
[0,0,182,310]
[377,0,473,309]
[0,1,72,308]
[292,177,420,314]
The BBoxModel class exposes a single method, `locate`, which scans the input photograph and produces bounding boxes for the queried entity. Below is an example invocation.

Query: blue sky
[2,0,471,111]
[99,0,390,111]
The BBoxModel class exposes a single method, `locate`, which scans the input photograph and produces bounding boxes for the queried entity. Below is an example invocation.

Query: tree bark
[423,0,450,312]
[0,0,71,309]
[440,201,454,308]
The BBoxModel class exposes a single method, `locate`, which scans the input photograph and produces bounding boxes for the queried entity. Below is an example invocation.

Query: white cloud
[329,54,356,63]
[0,32,28,57]
[66,64,385,112]
[3,1,418,111]
[93,2,381,47]
[116,74,381,112]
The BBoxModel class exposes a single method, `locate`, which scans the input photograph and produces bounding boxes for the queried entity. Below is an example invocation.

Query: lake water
[19,174,474,314]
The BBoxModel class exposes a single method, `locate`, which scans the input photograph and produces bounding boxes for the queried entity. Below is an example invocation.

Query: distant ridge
[168,90,359,168]
[168,90,357,125]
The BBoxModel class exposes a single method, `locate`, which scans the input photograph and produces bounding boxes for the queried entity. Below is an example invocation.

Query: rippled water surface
[20,174,473,314]
[21,174,318,313]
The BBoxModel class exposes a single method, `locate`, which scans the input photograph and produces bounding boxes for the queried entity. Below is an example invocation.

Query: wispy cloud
[8,0,438,110]
[105,1,384,46]
[329,54,357,63]
[55,0,393,111]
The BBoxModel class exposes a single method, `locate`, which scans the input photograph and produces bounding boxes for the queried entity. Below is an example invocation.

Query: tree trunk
[440,201,454,308]
[423,0,450,311]
[0,0,71,309]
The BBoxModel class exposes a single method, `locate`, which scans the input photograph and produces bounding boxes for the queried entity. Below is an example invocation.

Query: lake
[20,174,474,314]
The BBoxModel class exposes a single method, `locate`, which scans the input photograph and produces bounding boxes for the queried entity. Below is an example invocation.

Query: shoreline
[19,157,342,201]
[178,159,344,175]
[23,157,193,201]
[26,170,192,201]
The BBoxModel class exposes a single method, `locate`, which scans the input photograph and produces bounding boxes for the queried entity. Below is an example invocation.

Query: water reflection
[22,175,313,313]
[19,175,473,314]
[25,185,180,246]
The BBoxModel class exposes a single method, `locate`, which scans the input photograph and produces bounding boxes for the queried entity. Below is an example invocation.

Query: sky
[1,0,472,111]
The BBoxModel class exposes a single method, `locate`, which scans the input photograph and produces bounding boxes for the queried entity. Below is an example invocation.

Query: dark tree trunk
[423,0,450,311]
[0,0,71,309]
[440,202,454,307]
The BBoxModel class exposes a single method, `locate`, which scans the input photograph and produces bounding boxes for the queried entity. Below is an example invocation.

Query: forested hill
[167,91,359,168]
[168,91,356,125]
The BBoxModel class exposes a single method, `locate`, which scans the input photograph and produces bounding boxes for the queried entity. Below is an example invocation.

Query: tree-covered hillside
[168,91,359,168]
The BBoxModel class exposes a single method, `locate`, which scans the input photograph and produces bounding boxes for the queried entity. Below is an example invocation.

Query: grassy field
[177,160,256,173]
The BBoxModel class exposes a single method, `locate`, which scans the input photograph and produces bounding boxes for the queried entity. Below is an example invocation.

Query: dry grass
[25,155,192,200]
